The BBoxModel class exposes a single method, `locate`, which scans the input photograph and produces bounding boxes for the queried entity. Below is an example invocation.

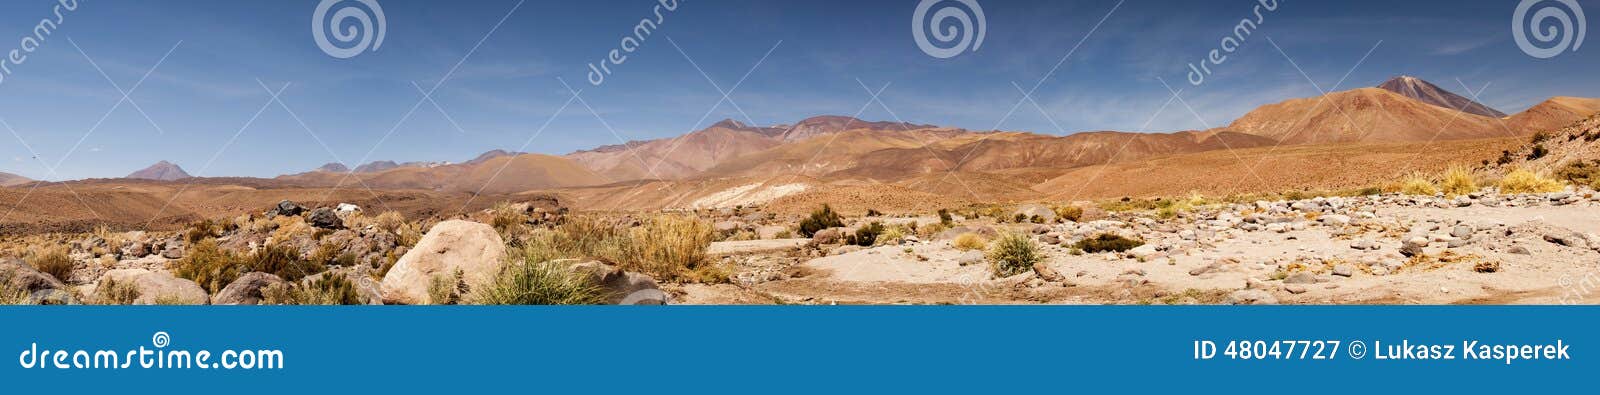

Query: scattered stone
[957,251,986,266]
[1331,265,1355,277]
[1544,232,1586,248]
[1284,272,1317,284]
[213,272,286,305]
[1400,237,1428,257]
[1224,289,1277,305]
[268,200,306,217]
[1285,284,1309,294]
[1032,262,1065,282]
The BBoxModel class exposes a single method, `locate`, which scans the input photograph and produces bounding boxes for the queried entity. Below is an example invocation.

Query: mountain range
[263,76,1600,199]
[8,75,1600,211]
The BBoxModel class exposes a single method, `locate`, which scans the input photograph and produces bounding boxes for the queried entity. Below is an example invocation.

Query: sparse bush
[1440,166,1479,196]
[1528,144,1548,161]
[952,233,988,251]
[25,246,74,283]
[1555,160,1600,190]
[468,261,606,305]
[865,208,883,217]
[1496,150,1516,166]
[268,216,313,246]
[876,226,905,246]
[620,215,715,280]
[247,243,323,282]
[1053,206,1084,222]
[93,277,141,305]
[172,239,247,294]
[373,211,406,233]
[489,201,529,237]
[1498,168,1565,194]
[1400,175,1438,196]
[798,205,844,237]
[774,229,793,239]
[1473,261,1502,274]
[428,269,467,305]
[308,243,358,267]
[937,208,954,226]
[851,222,885,247]
[987,232,1043,277]
[1073,233,1144,253]
[262,274,363,305]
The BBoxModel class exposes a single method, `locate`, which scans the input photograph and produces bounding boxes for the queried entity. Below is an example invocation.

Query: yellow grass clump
[1497,169,1565,194]
[1439,166,1479,196]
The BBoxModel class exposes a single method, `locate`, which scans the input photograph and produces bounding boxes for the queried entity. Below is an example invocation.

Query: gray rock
[269,200,306,217]
[1037,234,1060,245]
[1284,272,1318,284]
[0,258,67,294]
[94,269,209,305]
[1451,225,1474,239]
[1331,265,1355,277]
[213,272,286,305]
[1284,284,1309,294]
[957,250,986,266]
[1400,237,1428,257]
[1224,289,1278,305]
[1544,232,1586,248]
[161,243,184,259]
[308,207,343,229]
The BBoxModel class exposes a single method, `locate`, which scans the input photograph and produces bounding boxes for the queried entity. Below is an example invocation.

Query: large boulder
[1,258,67,294]
[94,269,209,305]
[308,207,344,229]
[567,261,666,305]
[213,272,286,305]
[268,200,306,218]
[379,220,507,305]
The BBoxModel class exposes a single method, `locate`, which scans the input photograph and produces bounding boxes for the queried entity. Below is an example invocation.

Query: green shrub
[1528,144,1548,161]
[851,222,884,247]
[937,208,954,226]
[799,205,844,237]
[172,239,247,294]
[987,232,1043,277]
[247,243,323,282]
[469,261,606,305]
[1073,233,1144,253]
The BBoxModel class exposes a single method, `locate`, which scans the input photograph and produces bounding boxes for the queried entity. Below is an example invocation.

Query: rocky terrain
[681,186,1600,305]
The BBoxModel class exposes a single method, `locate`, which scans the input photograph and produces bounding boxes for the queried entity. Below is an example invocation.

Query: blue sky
[0,0,1596,180]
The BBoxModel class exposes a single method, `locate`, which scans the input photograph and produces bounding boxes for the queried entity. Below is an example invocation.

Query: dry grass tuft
[25,245,74,283]
[1497,168,1565,194]
[1439,166,1479,196]
[952,232,988,251]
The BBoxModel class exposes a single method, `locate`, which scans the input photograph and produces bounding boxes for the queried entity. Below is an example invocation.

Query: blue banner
[2,306,1592,393]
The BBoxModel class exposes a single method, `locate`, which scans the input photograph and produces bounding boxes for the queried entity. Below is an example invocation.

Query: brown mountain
[1504,96,1600,135]
[0,171,32,187]
[1224,87,1510,144]
[1377,75,1506,117]
[126,161,192,181]
[565,119,789,181]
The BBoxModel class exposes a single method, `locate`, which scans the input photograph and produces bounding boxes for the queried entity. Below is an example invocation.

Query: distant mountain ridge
[126,161,191,181]
[0,171,32,187]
